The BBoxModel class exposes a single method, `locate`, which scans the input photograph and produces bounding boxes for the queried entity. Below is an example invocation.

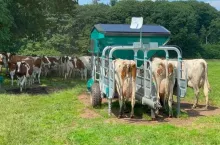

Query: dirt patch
[80,108,100,119]
[78,93,101,119]
[78,92,92,107]
[78,93,220,127]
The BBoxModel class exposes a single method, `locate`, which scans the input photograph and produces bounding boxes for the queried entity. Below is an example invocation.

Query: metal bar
[135,58,144,61]
[137,76,144,79]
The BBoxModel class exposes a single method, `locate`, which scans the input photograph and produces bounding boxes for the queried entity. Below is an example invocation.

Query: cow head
[3,52,16,63]
[8,62,16,72]
[73,56,78,68]
[51,57,59,66]
[16,61,26,73]
[42,56,51,68]
[61,56,68,63]
[68,56,73,61]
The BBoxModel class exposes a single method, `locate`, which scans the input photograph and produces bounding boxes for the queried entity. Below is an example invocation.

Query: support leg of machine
[177,95,180,118]
[108,98,112,116]
[151,109,156,121]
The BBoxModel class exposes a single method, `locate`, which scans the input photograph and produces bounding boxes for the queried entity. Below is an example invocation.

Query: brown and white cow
[169,59,211,109]
[113,59,137,118]
[8,55,30,86]
[15,58,34,92]
[32,57,43,84]
[73,56,88,80]
[41,56,52,77]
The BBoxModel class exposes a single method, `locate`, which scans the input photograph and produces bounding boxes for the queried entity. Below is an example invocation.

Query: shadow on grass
[0,75,86,95]
[94,98,220,123]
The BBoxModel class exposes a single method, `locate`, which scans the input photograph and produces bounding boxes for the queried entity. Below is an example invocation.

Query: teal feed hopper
[90,24,170,66]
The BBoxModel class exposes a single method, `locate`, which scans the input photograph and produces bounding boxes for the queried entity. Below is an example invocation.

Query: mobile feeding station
[87,17,188,119]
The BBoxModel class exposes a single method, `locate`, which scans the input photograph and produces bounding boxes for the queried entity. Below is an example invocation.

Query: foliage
[1,0,220,58]
[0,0,13,50]
[201,44,220,59]
[18,39,61,56]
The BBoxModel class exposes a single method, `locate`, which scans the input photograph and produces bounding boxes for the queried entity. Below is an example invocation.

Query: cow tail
[203,61,211,96]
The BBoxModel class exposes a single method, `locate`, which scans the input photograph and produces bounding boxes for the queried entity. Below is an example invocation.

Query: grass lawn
[0,60,219,145]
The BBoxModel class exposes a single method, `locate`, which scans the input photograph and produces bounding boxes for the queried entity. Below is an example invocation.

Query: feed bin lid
[92,24,171,37]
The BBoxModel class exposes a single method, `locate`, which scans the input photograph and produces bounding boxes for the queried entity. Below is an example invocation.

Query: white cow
[113,59,137,118]
[159,63,176,117]
[169,59,211,109]
[152,57,167,114]
[65,56,74,79]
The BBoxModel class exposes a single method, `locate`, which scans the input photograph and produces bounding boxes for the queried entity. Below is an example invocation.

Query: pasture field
[0,60,220,145]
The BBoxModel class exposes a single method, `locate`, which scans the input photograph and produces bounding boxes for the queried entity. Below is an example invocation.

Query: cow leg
[10,71,15,86]
[69,69,72,79]
[204,81,209,110]
[38,69,41,84]
[192,86,200,109]
[168,91,173,118]
[116,83,123,118]
[130,95,135,118]
[11,75,14,86]
[123,99,129,113]
[20,76,26,92]
[155,80,161,115]
[118,96,124,118]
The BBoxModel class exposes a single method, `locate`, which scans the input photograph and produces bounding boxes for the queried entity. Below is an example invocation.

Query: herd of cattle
[0,52,211,118]
[0,53,92,91]
[113,57,211,118]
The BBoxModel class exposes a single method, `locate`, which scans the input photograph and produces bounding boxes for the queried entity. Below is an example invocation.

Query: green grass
[0,60,219,144]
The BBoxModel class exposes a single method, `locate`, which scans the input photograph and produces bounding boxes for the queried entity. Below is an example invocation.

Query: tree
[0,0,13,51]
[110,0,117,6]
[207,18,220,44]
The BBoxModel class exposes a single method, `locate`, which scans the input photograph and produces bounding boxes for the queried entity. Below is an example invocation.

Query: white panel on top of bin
[149,42,159,49]
[130,17,143,29]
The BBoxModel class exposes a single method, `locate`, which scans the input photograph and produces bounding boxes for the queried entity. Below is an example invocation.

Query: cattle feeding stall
[87,19,187,119]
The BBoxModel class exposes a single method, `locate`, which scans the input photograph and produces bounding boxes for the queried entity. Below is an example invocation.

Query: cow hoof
[130,115,134,119]
[151,118,156,121]
[192,105,197,109]
[118,115,123,119]
[155,110,159,115]
[204,106,208,110]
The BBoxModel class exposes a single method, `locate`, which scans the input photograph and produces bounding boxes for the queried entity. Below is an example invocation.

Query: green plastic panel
[90,28,170,66]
